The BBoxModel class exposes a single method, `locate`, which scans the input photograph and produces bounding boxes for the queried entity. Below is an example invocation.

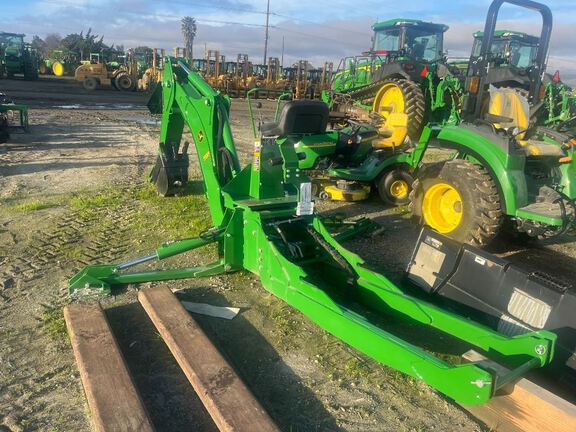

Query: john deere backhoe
[69,56,571,405]
[409,0,576,245]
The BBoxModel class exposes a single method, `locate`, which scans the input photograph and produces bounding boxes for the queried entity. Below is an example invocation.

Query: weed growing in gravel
[69,189,122,215]
[0,199,56,213]
[41,307,68,342]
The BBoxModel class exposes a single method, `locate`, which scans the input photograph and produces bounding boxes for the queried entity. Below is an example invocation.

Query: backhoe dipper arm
[156,58,241,226]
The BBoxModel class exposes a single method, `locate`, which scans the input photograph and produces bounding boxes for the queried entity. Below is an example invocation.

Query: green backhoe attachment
[69,57,557,405]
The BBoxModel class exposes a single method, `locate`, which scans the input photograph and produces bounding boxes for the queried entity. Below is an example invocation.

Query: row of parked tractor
[298,14,576,248]
[0,33,332,98]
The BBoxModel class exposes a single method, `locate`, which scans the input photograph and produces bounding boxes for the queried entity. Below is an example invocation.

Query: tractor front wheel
[409,160,502,246]
[115,73,134,91]
[377,168,413,206]
[83,77,98,91]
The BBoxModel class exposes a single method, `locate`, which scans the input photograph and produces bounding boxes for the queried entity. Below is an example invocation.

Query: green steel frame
[69,57,557,405]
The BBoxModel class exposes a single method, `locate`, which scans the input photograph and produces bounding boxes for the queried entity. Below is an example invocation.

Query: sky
[2,0,576,82]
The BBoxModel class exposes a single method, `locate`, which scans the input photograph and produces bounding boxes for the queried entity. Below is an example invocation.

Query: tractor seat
[487,87,529,138]
[486,88,565,157]
[261,100,329,137]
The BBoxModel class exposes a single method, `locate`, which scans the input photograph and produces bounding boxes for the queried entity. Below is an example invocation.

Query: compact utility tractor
[325,19,462,144]
[69,56,571,404]
[0,32,38,80]
[407,0,576,245]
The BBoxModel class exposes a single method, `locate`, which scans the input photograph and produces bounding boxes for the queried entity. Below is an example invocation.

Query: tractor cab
[463,1,552,117]
[470,30,539,70]
[371,19,447,64]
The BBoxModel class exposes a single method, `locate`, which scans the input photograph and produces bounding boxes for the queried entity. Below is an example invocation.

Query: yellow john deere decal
[203,151,211,161]
[198,130,204,142]
[253,139,262,171]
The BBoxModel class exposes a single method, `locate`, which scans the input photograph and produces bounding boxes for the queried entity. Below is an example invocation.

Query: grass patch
[1,198,57,214]
[132,183,210,240]
[59,244,85,261]
[70,189,122,213]
[41,307,68,342]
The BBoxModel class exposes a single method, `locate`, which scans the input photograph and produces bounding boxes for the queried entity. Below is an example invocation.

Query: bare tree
[181,16,197,62]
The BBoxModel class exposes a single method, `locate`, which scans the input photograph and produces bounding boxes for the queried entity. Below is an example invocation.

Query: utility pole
[280,36,284,68]
[263,0,270,65]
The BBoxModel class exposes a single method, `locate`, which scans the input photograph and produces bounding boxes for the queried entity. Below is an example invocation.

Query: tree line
[30,29,126,60]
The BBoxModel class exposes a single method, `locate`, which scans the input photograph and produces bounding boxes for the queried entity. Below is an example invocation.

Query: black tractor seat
[261,100,329,137]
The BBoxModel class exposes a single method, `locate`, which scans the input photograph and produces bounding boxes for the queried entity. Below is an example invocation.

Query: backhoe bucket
[150,154,189,197]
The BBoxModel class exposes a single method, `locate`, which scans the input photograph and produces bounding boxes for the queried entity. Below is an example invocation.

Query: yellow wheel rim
[422,182,463,233]
[52,62,64,77]
[390,179,409,199]
[373,82,405,121]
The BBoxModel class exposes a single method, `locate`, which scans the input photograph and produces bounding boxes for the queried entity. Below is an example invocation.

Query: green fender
[435,126,528,216]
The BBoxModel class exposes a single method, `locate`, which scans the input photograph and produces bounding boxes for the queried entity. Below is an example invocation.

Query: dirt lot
[0,77,575,432]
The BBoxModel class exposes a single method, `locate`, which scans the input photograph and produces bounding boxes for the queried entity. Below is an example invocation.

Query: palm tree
[181,16,197,62]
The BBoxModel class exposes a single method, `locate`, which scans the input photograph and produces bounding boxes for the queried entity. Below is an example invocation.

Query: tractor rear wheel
[377,168,414,206]
[83,77,98,91]
[409,160,503,246]
[52,61,65,77]
[23,60,38,81]
[115,73,134,91]
[372,79,426,142]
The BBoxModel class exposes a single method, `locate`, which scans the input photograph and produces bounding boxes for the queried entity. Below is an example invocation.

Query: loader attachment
[408,227,576,384]
[69,58,558,405]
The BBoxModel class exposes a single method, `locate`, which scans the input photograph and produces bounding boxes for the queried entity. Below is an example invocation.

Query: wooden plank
[460,350,576,432]
[64,304,155,432]
[138,286,279,432]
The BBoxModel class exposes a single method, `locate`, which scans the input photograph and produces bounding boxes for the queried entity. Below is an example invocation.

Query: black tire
[377,168,414,206]
[115,73,134,91]
[23,60,38,81]
[409,160,503,246]
[83,77,98,91]
[373,78,426,142]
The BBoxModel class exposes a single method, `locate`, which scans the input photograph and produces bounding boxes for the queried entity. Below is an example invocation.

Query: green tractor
[543,72,576,132]
[41,49,79,76]
[0,32,38,80]
[468,28,576,132]
[409,0,576,245]
[325,19,462,144]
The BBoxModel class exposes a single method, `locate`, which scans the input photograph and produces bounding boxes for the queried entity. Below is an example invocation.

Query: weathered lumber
[64,303,155,432]
[138,286,278,432]
[460,350,576,432]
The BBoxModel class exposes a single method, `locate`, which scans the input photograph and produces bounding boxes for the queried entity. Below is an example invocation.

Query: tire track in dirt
[0,110,157,431]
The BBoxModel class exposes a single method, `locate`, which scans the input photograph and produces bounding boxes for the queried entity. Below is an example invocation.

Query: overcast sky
[2,0,576,82]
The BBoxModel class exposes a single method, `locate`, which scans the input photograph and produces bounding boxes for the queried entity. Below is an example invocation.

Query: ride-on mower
[69,56,565,405]
[244,88,419,205]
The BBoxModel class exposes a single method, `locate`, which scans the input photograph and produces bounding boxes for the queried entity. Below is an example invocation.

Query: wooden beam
[64,304,155,432]
[460,350,576,432]
[138,286,279,432]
